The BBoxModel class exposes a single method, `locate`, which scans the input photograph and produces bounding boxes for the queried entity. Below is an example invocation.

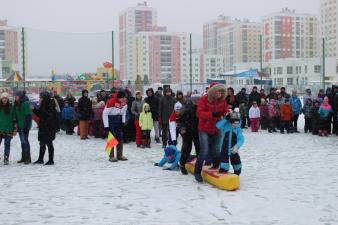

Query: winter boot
[180,165,188,175]
[318,130,323,136]
[34,146,46,164]
[4,156,9,165]
[24,152,31,165]
[218,168,228,174]
[194,173,203,183]
[33,159,44,164]
[109,149,118,162]
[146,138,151,148]
[45,160,54,165]
[17,152,25,163]
[324,130,328,137]
[155,137,161,143]
[117,144,128,161]
[141,139,146,149]
[162,141,167,149]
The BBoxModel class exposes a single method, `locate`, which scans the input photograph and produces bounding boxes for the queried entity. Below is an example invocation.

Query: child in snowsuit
[168,102,183,146]
[280,100,293,134]
[259,99,269,130]
[318,96,332,136]
[216,109,244,175]
[302,98,313,133]
[268,98,278,133]
[103,91,128,162]
[62,101,75,135]
[154,145,181,171]
[311,100,320,135]
[249,101,260,132]
[139,103,153,148]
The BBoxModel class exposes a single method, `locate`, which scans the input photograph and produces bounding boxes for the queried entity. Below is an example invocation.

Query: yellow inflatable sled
[185,159,240,191]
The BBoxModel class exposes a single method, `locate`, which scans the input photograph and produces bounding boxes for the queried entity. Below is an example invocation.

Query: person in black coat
[33,92,58,165]
[78,89,92,140]
[159,88,175,148]
[177,94,201,175]
[249,86,261,107]
[144,88,160,143]
[123,88,135,143]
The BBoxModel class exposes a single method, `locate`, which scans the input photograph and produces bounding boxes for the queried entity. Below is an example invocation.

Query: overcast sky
[0,0,319,77]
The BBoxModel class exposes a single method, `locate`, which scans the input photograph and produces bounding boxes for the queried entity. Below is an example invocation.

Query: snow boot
[141,139,146,149]
[17,152,25,163]
[162,141,167,148]
[180,165,188,175]
[155,138,161,143]
[194,173,203,183]
[109,149,118,162]
[146,138,151,148]
[117,144,128,161]
[318,130,323,136]
[24,152,31,165]
[4,156,9,165]
[33,159,44,164]
[218,168,228,174]
[324,130,328,137]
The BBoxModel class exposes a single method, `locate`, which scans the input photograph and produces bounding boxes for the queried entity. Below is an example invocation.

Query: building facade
[320,0,338,57]
[0,20,18,65]
[263,8,319,63]
[119,2,157,81]
[203,15,233,55]
[217,20,262,72]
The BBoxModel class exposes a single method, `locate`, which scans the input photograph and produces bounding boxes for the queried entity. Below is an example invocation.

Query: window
[305,65,308,74]
[287,78,293,85]
[277,78,283,85]
[314,65,321,73]
[277,67,283,74]
[287,66,293,74]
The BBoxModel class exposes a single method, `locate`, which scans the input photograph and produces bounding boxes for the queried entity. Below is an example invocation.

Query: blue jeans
[0,135,12,157]
[18,131,30,154]
[195,131,221,174]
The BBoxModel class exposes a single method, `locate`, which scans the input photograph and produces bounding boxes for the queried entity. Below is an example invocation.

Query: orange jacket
[281,104,293,121]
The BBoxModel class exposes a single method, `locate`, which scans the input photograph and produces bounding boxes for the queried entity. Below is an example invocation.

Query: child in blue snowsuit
[154,145,181,171]
[216,109,244,175]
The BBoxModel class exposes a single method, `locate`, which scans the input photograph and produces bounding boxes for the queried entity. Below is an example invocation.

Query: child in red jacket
[280,99,293,134]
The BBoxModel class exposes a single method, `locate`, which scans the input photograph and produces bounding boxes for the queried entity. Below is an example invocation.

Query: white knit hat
[174,102,183,111]
[0,92,9,99]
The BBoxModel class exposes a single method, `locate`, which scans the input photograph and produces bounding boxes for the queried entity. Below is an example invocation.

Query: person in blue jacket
[290,91,302,132]
[216,108,244,175]
[62,101,75,135]
[154,145,181,171]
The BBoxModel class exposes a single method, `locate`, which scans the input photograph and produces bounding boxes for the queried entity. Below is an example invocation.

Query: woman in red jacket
[195,83,229,182]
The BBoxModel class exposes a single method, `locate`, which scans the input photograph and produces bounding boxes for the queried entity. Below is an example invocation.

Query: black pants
[312,118,319,135]
[292,114,299,131]
[304,117,312,133]
[162,123,169,144]
[333,112,338,135]
[141,130,151,141]
[220,149,242,175]
[260,117,269,130]
[65,119,74,135]
[240,116,246,128]
[38,142,54,162]
[276,116,281,130]
[93,120,101,138]
[268,117,278,132]
[180,132,200,166]
[281,120,292,133]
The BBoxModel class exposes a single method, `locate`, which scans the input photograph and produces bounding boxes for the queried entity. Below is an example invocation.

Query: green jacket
[0,105,15,134]
[14,101,32,130]
[139,103,153,131]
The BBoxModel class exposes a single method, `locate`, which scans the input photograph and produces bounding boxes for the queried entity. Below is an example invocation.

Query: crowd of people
[0,84,337,183]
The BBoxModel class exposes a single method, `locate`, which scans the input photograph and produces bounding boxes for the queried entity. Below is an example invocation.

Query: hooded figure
[195,82,229,183]
[159,88,175,148]
[139,103,153,148]
[144,88,161,143]
[32,91,58,165]
[14,90,32,164]
[318,96,332,136]
[78,89,92,140]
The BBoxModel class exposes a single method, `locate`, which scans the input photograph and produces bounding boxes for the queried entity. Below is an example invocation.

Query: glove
[104,127,110,133]
[225,112,231,120]
[169,140,177,146]
[212,112,222,118]
[154,163,159,167]
[231,145,238,154]
[163,168,171,171]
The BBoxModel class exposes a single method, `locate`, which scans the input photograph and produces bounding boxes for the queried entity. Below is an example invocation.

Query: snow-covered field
[1,117,338,225]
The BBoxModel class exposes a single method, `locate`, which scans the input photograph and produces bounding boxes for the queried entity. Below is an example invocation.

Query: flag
[105,132,119,155]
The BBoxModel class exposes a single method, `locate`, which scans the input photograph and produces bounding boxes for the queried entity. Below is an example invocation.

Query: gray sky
[0,0,319,77]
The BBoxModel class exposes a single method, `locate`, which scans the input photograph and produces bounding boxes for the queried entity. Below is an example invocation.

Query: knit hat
[0,92,9,99]
[230,108,241,123]
[164,146,176,157]
[174,102,183,111]
[117,90,126,99]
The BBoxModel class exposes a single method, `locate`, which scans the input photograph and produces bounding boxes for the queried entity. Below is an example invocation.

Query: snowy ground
[0,116,338,225]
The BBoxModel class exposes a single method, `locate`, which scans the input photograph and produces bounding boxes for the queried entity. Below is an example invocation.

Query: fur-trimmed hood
[207,83,227,102]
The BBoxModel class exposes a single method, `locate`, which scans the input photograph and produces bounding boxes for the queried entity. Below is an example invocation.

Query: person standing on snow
[78,89,92,140]
[32,92,58,165]
[131,91,144,148]
[159,88,175,148]
[139,103,153,148]
[144,88,161,143]
[290,91,302,133]
[14,91,32,164]
[195,82,229,183]
[0,92,16,165]
[103,90,128,162]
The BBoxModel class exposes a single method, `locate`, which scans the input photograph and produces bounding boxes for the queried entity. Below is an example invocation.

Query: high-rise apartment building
[0,20,18,65]
[320,0,338,57]
[119,2,157,81]
[203,15,233,54]
[217,20,262,72]
[263,8,319,63]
